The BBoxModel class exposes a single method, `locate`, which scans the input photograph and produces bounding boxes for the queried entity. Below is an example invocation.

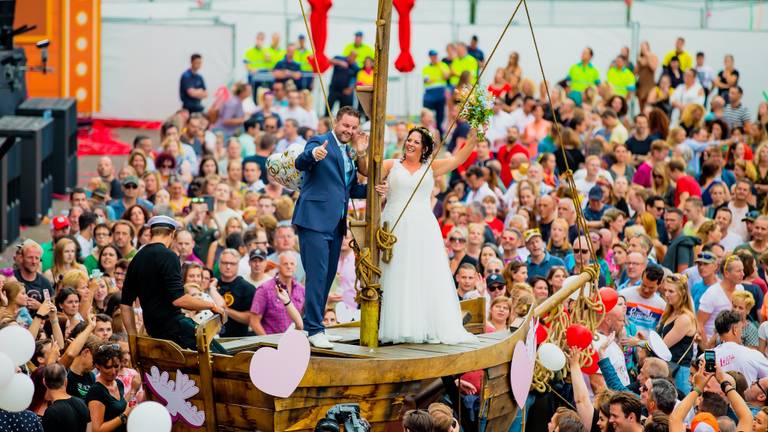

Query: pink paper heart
[509,340,534,408]
[249,329,310,398]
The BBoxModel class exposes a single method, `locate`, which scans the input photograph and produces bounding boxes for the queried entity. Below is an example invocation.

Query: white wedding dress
[379,160,477,344]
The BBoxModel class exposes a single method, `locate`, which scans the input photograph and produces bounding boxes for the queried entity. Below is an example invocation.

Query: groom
[294,106,371,349]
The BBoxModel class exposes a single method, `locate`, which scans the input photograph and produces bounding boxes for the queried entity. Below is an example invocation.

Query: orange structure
[14,0,100,113]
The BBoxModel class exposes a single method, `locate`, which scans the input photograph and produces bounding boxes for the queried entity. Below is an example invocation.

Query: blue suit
[293,132,366,336]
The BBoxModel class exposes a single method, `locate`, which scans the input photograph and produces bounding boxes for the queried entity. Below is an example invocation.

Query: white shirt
[713,341,768,384]
[75,233,94,260]
[594,332,630,386]
[758,321,768,345]
[509,108,534,135]
[485,110,515,149]
[279,106,314,128]
[720,231,744,251]
[728,203,749,243]
[671,82,705,110]
[466,182,495,205]
[213,207,243,231]
[699,282,744,339]
[275,135,307,153]
[618,287,667,337]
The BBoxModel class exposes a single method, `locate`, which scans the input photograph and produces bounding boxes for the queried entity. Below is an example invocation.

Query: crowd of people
[0,29,768,432]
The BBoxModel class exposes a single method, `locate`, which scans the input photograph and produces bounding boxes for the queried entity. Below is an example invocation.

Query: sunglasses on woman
[449,237,467,243]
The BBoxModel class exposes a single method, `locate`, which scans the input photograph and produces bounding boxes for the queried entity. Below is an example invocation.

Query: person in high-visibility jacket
[449,43,478,87]
[243,32,272,90]
[566,47,601,106]
[422,50,451,137]
[343,31,374,69]
[266,33,286,70]
[295,35,314,90]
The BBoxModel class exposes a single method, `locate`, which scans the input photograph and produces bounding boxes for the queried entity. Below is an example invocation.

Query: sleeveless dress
[379,160,478,344]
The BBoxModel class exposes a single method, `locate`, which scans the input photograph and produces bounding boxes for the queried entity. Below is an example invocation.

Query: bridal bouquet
[456,85,494,140]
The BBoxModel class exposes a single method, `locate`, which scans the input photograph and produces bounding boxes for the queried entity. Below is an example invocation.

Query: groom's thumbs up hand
[313,140,329,161]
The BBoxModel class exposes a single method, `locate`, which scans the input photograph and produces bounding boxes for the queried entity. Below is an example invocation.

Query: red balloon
[535,324,548,345]
[581,351,600,374]
[599,288,618,314]
[566,324,593,349]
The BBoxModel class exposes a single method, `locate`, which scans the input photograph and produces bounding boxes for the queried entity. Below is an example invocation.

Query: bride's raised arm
[432,128,478,177]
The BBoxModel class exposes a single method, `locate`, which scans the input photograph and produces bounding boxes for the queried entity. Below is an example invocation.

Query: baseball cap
[122,176,139,187]
[92,186,108,200]
[742,210,759,222]
[147,215,181,231]
[298,34,306,40]
[690,412,719,432]
[695,251,717,264]
[588,185,604,201]
[486,273,505,287]
[523,228,542,243]
[428,49,438,56]
[51,215,70,230]
[249,249,267,261]
[354,31,363,37]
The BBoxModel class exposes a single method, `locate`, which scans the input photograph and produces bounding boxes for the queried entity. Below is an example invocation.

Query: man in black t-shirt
[66,335,100,399]
[14,241,53,314]
[217,249,256,337]
[121,216,227,354]
[43,363,90,432]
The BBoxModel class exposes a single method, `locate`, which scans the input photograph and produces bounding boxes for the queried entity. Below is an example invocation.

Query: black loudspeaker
[0,48,27,116]
[17,98,78,194]
[0,115,53,226]
[0,135,21,250]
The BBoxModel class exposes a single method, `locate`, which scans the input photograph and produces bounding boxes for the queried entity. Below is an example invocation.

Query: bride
[376,125,479,344]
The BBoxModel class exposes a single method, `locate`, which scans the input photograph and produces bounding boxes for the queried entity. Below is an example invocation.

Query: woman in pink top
[522,102,551,158]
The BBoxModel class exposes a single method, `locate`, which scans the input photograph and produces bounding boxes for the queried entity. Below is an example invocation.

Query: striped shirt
[723,103,750,129]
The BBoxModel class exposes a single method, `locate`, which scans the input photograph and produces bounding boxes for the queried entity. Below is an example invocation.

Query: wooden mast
[359,0,393,348]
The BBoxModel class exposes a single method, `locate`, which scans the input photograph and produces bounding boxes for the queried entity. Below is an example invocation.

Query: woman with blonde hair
[43,238,87,285]
[547,218,572,259]
[127,149,148,177]
[142,171,163,203]
[752,142,768,202]
[0,281,33,327]
[679,104,705,136]
[504,52,522,81]
[273,196,295,222]
[658,273,696,393]
[60,269,94,320]
[651,163,674,206]
[636,212,666,261]
[731,290,759,349]
[299,89,319,130]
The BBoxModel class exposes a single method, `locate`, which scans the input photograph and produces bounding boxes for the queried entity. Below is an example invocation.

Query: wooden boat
[128,272,592,431]
[130,298,518,431]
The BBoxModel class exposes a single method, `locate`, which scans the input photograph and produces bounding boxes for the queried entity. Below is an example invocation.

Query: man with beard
[14,241,54,313]
[496,126,528,187]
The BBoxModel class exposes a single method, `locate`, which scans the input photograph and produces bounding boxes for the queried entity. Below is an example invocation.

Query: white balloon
[0,326,35,366]
[127,401,172,432]
[0,352,14,389]
[538,343,566,371]
[0,373,34,412]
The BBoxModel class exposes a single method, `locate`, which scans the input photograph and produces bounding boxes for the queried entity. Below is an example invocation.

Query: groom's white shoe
[308,333,334,349]
[325,333,343,342]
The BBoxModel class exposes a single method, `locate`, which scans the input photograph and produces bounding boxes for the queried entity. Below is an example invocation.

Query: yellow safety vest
[343,42,375,68]
[243,46,270,71]
[422,63,450,89]
[449,55,478,87]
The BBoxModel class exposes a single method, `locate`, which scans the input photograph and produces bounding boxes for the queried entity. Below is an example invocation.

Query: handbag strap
[675,335,696,365]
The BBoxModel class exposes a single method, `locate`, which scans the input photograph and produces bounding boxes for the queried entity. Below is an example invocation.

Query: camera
[314,404,370,432]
